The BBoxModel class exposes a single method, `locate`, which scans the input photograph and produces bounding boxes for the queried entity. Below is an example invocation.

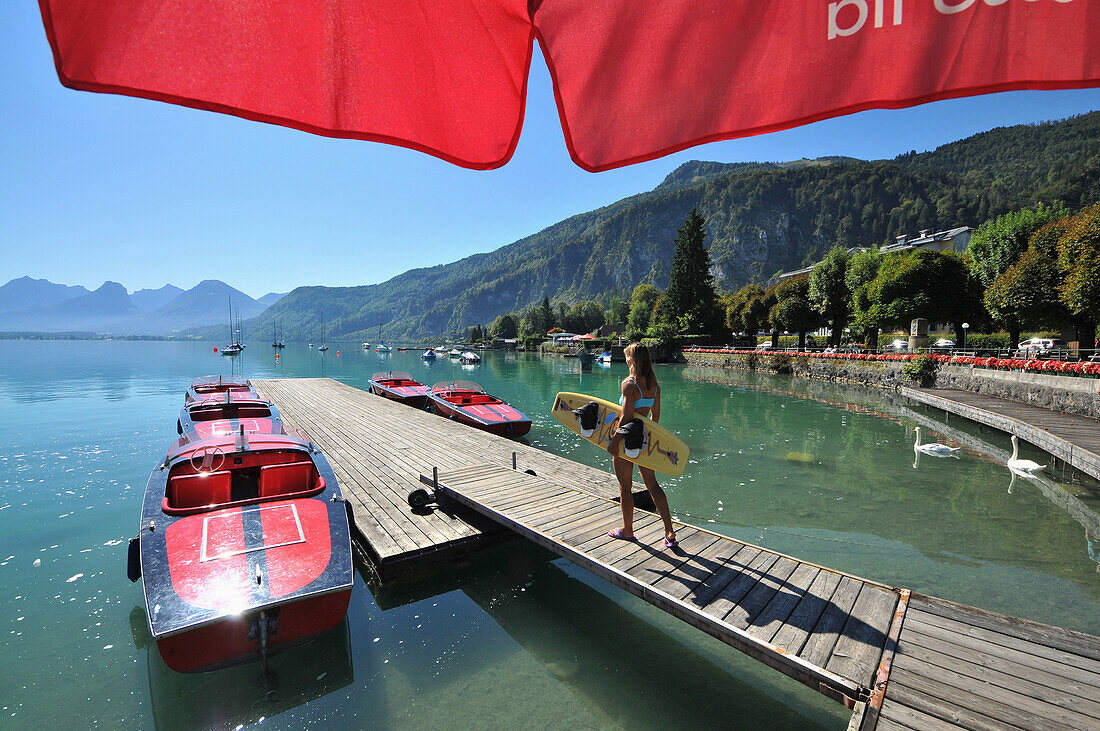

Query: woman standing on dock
[607,342,678,548]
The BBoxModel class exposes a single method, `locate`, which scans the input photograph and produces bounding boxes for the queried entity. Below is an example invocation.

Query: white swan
[1007,435,1046,475]
[914,427,960,456]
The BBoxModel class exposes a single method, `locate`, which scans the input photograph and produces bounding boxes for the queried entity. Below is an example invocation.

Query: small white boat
[422,349,437,360]
[448,348,462,357]
[460,351,481,363]
[361,342,370,349]
[597,351,612,364]
[376,344,392,353]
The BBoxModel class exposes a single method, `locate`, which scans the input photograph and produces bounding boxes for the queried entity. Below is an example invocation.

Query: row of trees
[725,202,1099,349]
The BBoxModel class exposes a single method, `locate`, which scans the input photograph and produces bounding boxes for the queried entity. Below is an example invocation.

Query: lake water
[2,341,1097,729]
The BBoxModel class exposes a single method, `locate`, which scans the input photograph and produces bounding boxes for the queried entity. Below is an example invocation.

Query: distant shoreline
[0,332,199,341]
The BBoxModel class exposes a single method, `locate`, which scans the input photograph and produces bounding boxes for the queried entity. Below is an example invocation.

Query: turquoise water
[1,341,1097,728]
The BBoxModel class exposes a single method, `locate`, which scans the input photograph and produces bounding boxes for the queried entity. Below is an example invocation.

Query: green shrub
[902,354,939,387]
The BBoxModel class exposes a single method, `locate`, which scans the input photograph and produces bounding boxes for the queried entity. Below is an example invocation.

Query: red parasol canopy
[38,0,1098,172]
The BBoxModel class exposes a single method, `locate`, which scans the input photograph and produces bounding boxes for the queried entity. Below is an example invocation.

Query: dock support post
[432,467,438,491]
[512,451,517,470]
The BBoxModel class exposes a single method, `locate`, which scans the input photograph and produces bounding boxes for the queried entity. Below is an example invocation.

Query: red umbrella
[38,0,1097,172]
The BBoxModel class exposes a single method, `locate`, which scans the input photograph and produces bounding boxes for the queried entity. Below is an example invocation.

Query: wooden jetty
[901,386,1100,482]
[255,378,1100,729]
[252,378,649,578]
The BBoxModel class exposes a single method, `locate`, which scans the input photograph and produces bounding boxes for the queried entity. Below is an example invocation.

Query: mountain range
[3,112,1096,341]
[0,277,284,335]
[244,112,1099,342]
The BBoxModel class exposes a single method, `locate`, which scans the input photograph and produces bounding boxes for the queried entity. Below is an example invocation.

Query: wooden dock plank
[799,575,864,668]
[879,682,1019,731]
[747,562,821,642]
[769,569,843,653]
[909,593,1100,663]
[827,584,898,688]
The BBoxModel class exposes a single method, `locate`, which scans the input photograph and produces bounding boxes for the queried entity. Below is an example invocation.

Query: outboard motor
[616,418,647,458]
[571,401,600,437]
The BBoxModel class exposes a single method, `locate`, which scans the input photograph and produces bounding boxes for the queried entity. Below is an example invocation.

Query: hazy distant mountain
[0,278,272,335]
[256,292,286,307]
[112,280,267,335]
[0,281,139,332]
[131,284,184,312]
[0,276,88,313]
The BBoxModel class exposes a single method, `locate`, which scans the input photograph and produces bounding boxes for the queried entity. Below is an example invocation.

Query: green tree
[488,313,519,340]
[1056,203,1100,341]
[846,249,883,347]
[606,298,629,328]
[665,208,722,335]
[808,247,851,347]
[984,250,1069,347]
[539,296,554,332]
[567,300,605,333]
[725,283,765,334]
[627,284,661,339]
[968,202,1067,289]
[769,277,822,350]
[866,250,981,338]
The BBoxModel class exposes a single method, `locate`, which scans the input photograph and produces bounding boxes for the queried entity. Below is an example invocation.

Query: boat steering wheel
[189,445,226,473]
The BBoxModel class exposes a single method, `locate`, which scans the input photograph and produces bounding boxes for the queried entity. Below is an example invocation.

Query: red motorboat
[128,429,354,674]
[368,371,430,408]
[427,380,531,437]
[177,394,284,440]
[184,375,260,405]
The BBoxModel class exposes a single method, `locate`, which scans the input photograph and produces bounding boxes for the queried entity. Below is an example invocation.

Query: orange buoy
[213,347,218,352]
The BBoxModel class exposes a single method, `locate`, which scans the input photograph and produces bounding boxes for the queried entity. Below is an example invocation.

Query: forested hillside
[240,113,1099,342]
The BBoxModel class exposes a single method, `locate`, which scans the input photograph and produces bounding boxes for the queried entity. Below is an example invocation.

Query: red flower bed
[682,346,1100,378]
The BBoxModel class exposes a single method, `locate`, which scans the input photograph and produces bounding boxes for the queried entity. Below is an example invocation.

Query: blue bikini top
[619,377,655,409]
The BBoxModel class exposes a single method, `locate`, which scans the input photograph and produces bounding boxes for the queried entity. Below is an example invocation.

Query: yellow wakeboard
[551,391,689,475]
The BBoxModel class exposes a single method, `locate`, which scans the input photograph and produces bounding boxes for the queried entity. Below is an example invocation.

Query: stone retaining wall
[682,352,1100,419]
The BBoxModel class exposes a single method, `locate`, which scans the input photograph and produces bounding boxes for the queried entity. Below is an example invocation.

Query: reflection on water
[0,341,1096,727]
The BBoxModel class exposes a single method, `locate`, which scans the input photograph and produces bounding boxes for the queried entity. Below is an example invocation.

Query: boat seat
[259,462,320,498]
[168,470,231,509]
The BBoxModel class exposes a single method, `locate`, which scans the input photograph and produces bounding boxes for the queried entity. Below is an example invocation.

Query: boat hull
[427,389,531,438]
[369,373,430,408]
[138,435,354,673]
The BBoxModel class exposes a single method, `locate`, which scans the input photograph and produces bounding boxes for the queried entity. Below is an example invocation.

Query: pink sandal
[608,528,635,540]
[663,535,679,548]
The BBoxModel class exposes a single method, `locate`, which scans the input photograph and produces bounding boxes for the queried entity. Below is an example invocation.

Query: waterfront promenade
[254,377,1100,729]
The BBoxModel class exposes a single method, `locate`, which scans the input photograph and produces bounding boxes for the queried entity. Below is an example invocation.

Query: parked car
[886,339,908,352]
[1017,338,1067,357]
[932,338,955,350]
[755,342,772,351]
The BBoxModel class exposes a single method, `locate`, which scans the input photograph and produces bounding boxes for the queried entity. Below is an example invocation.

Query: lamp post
[961,322,969,351]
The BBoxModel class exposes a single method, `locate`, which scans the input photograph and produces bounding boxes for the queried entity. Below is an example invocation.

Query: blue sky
[2,3,1097,300]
